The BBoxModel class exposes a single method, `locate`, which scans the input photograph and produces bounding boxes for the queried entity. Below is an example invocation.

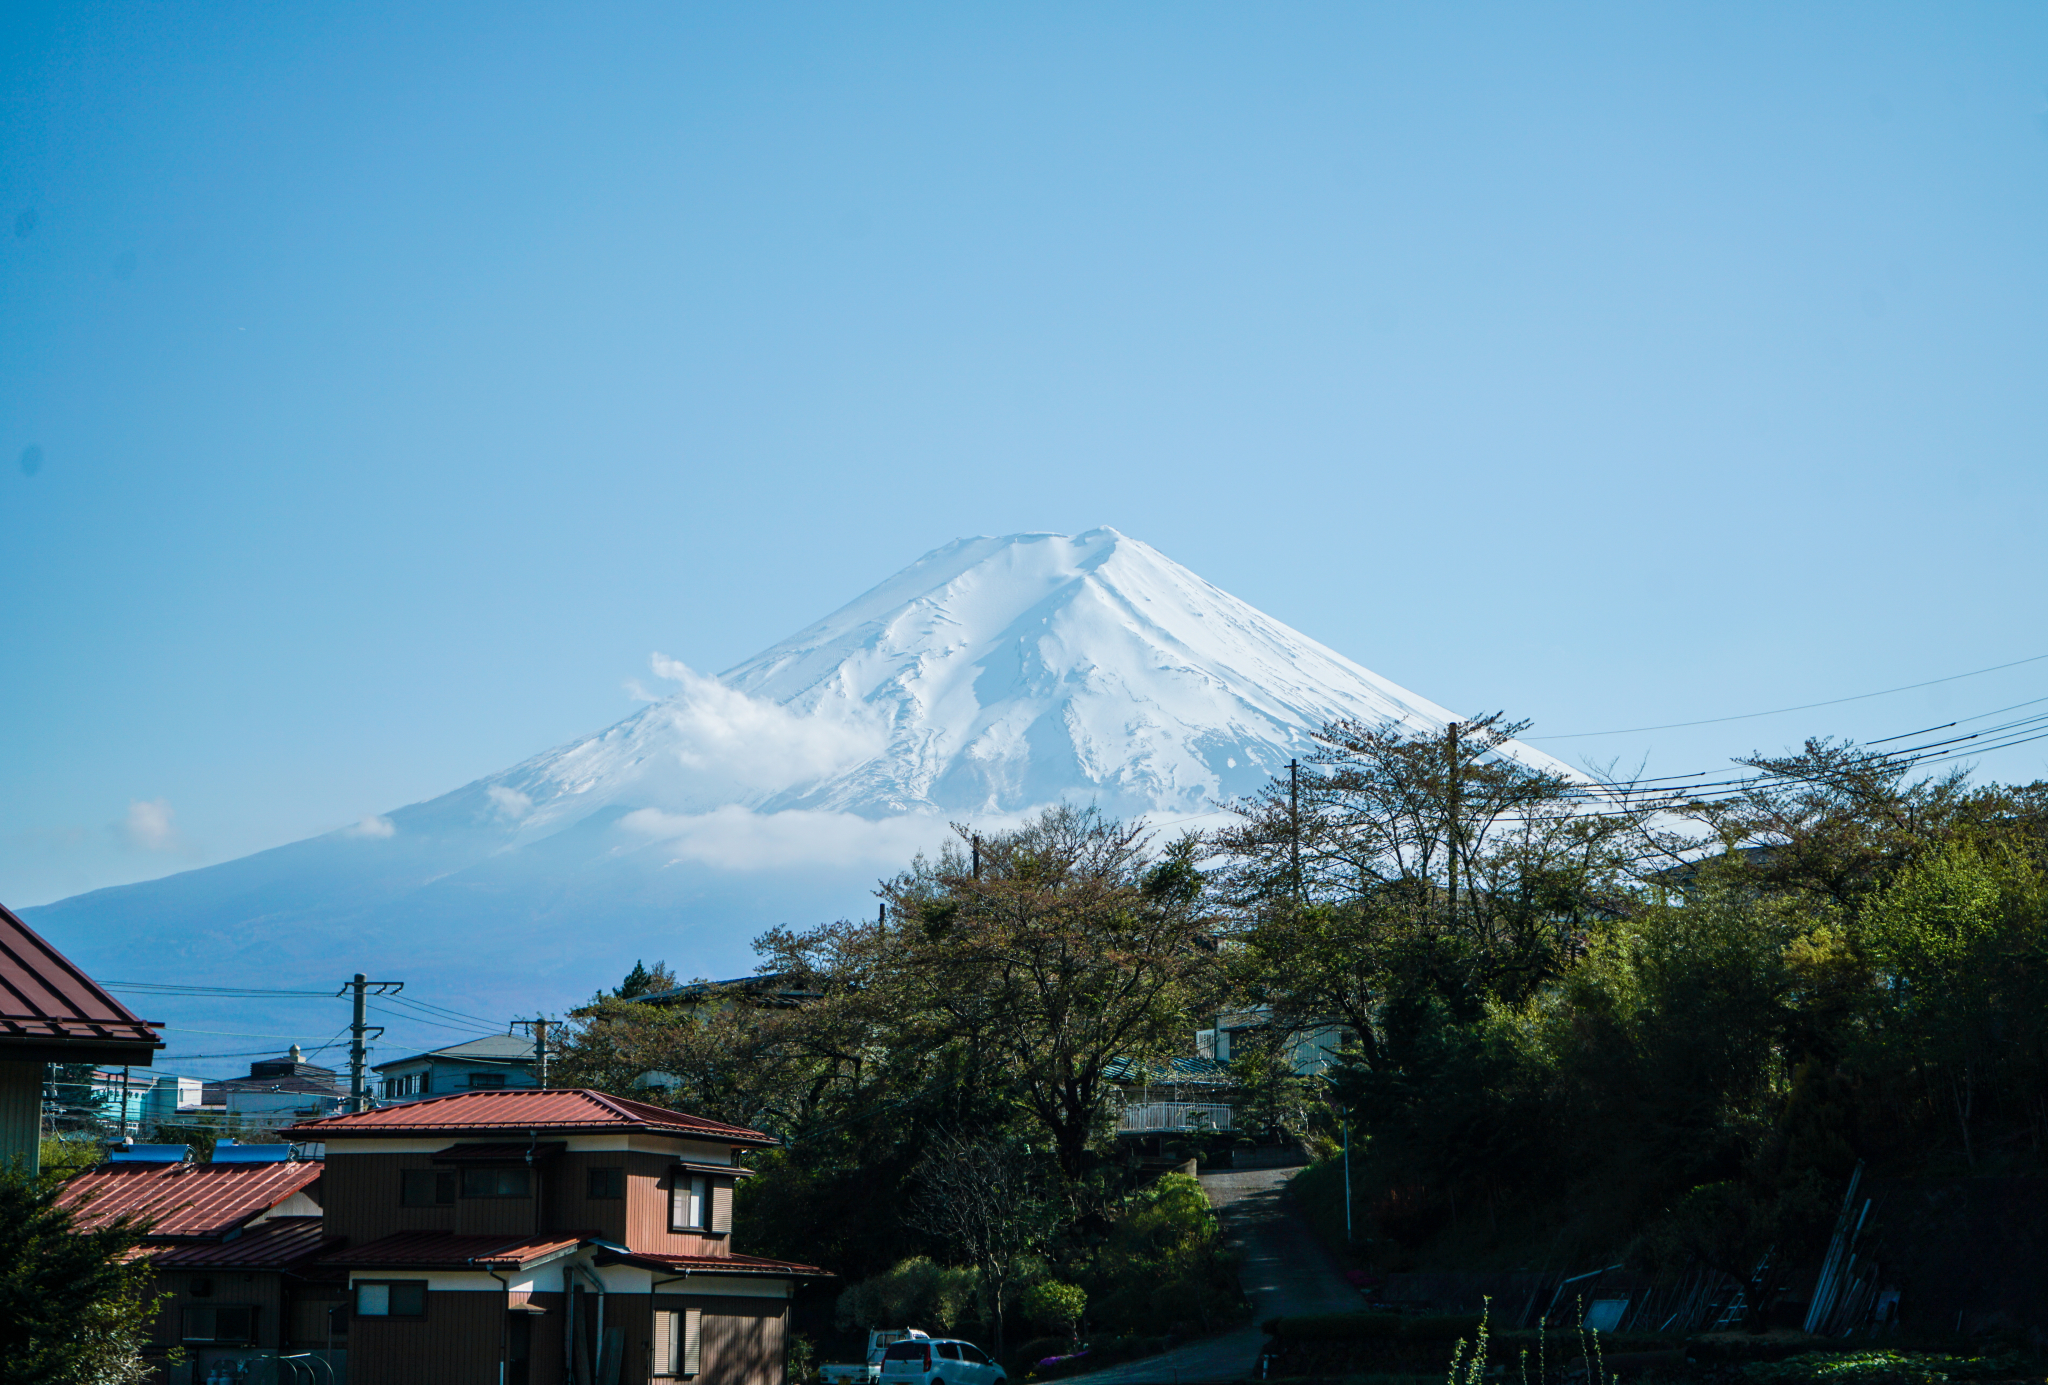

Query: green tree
[769,806,1221,1180]
[0,1162,164,1384]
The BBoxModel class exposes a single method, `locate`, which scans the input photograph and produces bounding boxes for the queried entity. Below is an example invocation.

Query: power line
[101,982,336,997]
[1527,652,2048,740]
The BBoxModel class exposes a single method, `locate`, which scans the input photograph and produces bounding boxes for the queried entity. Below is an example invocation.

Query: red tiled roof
[282,1088,776,1146]
[0,903,162,1058]
[61,1160,322,1238]
[152,1217,337,1270]
[320,1231,590,1270]
[606,1250,832,1278]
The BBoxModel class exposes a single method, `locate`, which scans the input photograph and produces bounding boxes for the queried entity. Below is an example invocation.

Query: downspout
[486,1266,512,1385]
[565,1263,579,1384]
[574,1261,609,1381]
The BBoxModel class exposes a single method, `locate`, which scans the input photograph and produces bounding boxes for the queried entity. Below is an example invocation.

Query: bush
[1083,1173,1241,1335]
[1743,1353,2029,1385]
[1021,1282,1085,1343]
[835,1257,981,1333]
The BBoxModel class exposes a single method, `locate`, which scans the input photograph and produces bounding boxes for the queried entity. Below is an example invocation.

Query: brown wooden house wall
[649,1293,787,1385]
[350,1288,508,1385]
[144,1268,287,1354]
[321,1147,744,1250]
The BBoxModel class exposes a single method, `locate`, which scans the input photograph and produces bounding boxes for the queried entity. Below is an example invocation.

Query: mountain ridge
[25,528,1576,1034]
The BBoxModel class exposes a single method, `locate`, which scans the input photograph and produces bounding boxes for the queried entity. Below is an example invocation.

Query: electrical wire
[1526,652,2048,740]
[102,982,335,997]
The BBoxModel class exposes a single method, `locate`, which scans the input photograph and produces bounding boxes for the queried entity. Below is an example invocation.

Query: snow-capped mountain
[464,527,1571,834]
[27,528,1573,1035]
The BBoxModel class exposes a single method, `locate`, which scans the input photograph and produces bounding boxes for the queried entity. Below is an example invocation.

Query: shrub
[1021,1282,1086,1343]
[835,1257,981,1333]
[1084,1173,1240,1334]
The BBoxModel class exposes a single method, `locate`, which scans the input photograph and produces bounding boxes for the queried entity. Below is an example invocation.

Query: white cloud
[616,805,953,871]
[123,798,180,851]
[638,654,885,796]
[487,786,533,820]
[345,814,396,839]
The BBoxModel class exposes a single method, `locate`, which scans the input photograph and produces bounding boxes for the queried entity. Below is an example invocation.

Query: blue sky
[5,2,2047,913]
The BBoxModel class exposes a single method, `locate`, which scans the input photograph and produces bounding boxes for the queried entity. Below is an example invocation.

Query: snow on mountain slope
[25,528,1579,1031]
[465,527,1576,845]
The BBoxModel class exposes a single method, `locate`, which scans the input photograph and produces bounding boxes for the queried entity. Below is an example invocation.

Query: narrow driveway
[1051,1167,1357,1385]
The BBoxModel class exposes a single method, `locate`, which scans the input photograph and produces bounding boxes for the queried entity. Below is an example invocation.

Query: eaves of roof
[0,903,162,1061]
[319,1231,591,1270]
[150,1217,337,1271]
[600,1249,832,1278]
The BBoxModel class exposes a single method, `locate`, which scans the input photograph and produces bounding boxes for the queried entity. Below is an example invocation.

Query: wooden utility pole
[1444,723,1462,922]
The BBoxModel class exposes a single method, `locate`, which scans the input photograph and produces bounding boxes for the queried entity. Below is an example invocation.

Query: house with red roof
[59,1150,342,1380]
[282,1087,827,1385]
[0,901,162,1171]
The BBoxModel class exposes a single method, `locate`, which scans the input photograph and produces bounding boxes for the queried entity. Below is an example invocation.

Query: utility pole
[338,974,403,1113]
[511,1018,555,1087]
[1288,758,1303,899]
[1444,723,1462,923]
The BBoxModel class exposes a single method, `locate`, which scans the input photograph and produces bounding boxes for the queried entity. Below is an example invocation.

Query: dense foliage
[557,724,2048,1335]
[0,1162,163,1385]
[557,807,1234,1347]
[1226,727,2048,1272]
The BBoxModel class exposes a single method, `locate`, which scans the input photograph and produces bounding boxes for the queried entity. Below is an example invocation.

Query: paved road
[1052,1167,1357,1385]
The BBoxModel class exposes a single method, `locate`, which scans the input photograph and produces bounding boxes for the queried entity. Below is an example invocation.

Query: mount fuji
[28,529,1576,1036]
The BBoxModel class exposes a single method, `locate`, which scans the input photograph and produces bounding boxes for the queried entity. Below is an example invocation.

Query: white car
[878,1337,1007,1385]
[823,1330,928,1385]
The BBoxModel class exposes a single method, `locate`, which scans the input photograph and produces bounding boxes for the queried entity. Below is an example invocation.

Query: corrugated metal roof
[283,1088,776,1146]
[60,1160,322,1237]
[0,902,162,1057]
[320,1231,590,1269]
[153,1217,336,1270]
[607,1250,831,1277]
[374,1033,545,1070]
[1103,1055,1231,1085]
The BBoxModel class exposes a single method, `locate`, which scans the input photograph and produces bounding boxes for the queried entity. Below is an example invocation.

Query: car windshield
[882,1344,928,1361]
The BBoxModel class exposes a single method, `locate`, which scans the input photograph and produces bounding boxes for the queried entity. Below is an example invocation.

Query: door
[507,1310,532,1385]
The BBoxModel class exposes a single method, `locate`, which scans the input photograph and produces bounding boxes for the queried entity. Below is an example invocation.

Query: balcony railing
[1117,1102,1234,1133]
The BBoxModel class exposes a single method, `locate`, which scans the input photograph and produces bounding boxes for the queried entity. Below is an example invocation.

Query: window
[354,1282,427,1318]
[937,1344,961,1361]
[461,1166,531,1199]
[401,1169,458,1206]
[588,1166,625,1200]
[671,1173,709,1230]
[467,1072,506,1089]
[183,1305,256,1342]
[960,1345,992,1366]
[384,1072,426,1098]
[654,1308,702,1377]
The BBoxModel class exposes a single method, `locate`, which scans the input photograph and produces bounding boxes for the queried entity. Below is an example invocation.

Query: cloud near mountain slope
[26,528,1576,1033]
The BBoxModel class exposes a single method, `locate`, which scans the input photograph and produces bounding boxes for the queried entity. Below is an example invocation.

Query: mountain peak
[26,528,1576,1028]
